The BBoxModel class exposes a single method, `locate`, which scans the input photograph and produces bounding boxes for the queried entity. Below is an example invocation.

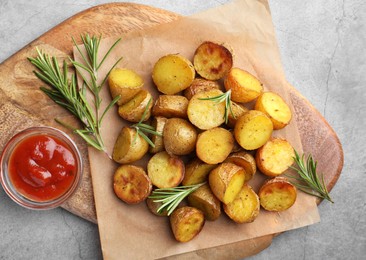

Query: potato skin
[193,41,233,81]
[118,90,153,122]
[163,118,198,156]
[254,91,292,130]
[225,151,256,182]
[182,158,217,186]
[227,101,249,128]
[196,127,234,164]
[184,78,221,100]
[256,138,295,177]
[187,89,226,130]
[108,68,144,105]
[259,177,297,212]
[152,95,189,118]
[113,165,152,204]
[170,206,205,242]
[152,54,195,95]
[209,162,246,204]
[187,183,221,221]
[147,151,185,188]
[224,68,263,103]
[223,184,260,223]
[234,110,273,150]
[146,197,168,217]
[149,116,167,154]
[112,126,149,164]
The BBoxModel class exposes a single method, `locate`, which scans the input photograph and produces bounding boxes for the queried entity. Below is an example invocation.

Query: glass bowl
[0,126,83,210]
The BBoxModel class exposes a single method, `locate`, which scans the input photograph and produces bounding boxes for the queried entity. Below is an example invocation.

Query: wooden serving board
[0,1,343,258]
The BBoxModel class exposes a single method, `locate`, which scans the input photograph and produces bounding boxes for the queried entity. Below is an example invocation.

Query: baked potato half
[152,95,189,118]
[187,89,226,130]
[152,54,195,95]
[254,91,292,130]
[224,68,263,103]
[117,89,153,122]
[223,184,260,223]
[147,151,185,188]
[196,127,234,164]
[225,151,257,182]
[259,177,297,212]
[209,162,246,204]
[234,110,273,150]
[182,158,217,186]
[187,183,221,221]
[170,206,205,242]
[113,165,152,204]
[149,116,167,154]
[108,68,144,105]
[193,41,233,81]
[256,138,295,177]
[163,118,198,156]
[183,78,221,100]
[112,126,149,164]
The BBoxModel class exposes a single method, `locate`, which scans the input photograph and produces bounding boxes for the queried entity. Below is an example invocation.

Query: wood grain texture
[0,1,343,258]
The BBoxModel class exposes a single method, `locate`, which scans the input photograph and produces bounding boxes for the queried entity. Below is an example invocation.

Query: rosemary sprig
[149,182,205,216]
[199,90,234,124]
[28,34,122,157]
[131,98,162,147]
[286,150,333,203]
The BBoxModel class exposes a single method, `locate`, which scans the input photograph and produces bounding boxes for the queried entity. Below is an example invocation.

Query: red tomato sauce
[8,135,77,202]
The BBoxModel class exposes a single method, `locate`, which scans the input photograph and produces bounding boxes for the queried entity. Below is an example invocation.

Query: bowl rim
[0,126,83,210]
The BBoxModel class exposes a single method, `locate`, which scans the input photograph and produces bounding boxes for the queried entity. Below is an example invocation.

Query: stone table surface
[0,0,365,259]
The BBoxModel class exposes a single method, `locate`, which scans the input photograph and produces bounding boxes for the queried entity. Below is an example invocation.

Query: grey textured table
[0,0,364,259]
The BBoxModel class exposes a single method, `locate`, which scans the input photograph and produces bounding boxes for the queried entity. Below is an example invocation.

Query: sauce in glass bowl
[0,127,82,209]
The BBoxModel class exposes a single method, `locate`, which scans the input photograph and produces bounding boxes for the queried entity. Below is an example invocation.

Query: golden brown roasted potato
[182,158,217,186]
[187,183,221,221]
[112,126,149,164]
[113,165,152,204]
[170,206,205,242]
[152,95,189,118]
[224,68,263,103]
[254,91,292,130]
[183,78,221,100]
[259,177,297,212]
[163,118,198,156]
[187,89,226,130]
[147,151,185,188]
[196,127,234,164]
[152,54,195,94]
[117,90,153,122]
[209,162,246,204]
[227,101,249,128]
[234,110,273,150]
[146,197,168,217]
[193,41,233,81]
[108,68,144,105]
[225,151,256,182]
[149,116,167,154]
[256,138,295,177]
[223,184,260,223]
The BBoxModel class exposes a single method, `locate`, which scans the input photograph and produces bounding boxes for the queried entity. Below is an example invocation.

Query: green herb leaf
[286,150,333,203]
[198,90,234,124]
[28,34,122,157]
[148,183,206,216]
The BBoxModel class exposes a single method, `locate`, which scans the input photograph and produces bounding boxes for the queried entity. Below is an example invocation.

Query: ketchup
[8,134,77,202]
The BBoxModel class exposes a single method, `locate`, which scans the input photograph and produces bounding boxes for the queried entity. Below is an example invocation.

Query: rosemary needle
[131,98,162,148]
[28,34,122,157]
[149,183,205,216]
[286,150,334,203]
[198,90,235,124]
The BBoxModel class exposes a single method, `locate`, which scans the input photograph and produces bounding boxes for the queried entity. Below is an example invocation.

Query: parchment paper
[75,0,320,259]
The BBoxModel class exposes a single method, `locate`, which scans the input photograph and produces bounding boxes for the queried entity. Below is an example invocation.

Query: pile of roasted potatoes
[109,41,297,242]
